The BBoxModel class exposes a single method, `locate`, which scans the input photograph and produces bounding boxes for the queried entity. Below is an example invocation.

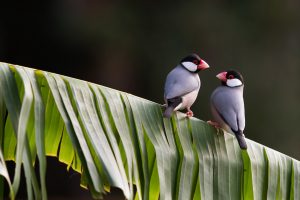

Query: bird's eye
[228,75,234,79]
[193,60,198,65]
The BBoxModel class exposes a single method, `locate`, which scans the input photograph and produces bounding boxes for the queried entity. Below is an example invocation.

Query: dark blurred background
[1,0,300,199]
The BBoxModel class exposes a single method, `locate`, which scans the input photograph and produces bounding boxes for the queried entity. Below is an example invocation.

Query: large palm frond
[0,62,299,200]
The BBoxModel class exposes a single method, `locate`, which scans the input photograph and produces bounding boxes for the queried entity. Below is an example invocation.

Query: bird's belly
[175,90,199,111]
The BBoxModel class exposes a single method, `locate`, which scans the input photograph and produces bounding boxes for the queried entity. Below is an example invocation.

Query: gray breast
[164,65,200,99]
[211,86,245,131]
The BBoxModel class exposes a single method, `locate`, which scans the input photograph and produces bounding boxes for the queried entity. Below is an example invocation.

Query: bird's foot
[207,120,221,128]
[207,120,223,135]
[186,110,194,118]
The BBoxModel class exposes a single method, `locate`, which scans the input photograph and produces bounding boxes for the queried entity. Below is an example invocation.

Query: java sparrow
[209,70,247,149]
[163,54,210,118]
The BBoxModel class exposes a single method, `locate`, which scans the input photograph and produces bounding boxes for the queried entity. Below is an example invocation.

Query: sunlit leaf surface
[0,62,299,200]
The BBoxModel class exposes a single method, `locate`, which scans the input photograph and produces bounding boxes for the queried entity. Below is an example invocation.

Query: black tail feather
[163,106,174,118]
[163,97,182,118]
[233,130,247,149]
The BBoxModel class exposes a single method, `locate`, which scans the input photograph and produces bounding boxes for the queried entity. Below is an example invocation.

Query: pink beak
[216,71,227,82]
[197,59,210,70]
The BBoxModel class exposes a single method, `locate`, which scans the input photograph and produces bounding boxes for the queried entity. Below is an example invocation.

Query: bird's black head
[180,53,210,73]
[216,70,244,87]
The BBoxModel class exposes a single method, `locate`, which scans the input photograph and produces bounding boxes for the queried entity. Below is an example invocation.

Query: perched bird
[209,70,247,149]
[163,53,210,118]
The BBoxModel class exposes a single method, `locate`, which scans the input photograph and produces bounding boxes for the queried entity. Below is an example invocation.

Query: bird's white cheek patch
[181,62,197,72]
[227,79,242,87]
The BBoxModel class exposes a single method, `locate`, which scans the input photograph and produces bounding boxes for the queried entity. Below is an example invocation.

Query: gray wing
[211,86,245,132]
[164,65,200,99]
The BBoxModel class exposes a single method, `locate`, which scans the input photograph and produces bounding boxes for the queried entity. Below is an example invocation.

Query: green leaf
[0,70,14,199]
[50,73,104,197]
[4,116,16,161]
[66,78,129,197]
[58,127,75,170]
[0,63,40,199]
[190,119,215,200]
[97,85,140,199]
[127,94,179,200]
[1,62,300,200]
[290,159,300,200]
[25,68,48,200]
[90,84,129,193]
[172,115,198,200]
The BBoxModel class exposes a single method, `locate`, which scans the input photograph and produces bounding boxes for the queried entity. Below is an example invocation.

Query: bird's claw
[186,110,194,118]
[207,120,223,135]
[207,120,221,128]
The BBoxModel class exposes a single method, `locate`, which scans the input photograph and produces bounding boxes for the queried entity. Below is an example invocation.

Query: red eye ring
[228,75,234,79]
[193,60,198,65]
